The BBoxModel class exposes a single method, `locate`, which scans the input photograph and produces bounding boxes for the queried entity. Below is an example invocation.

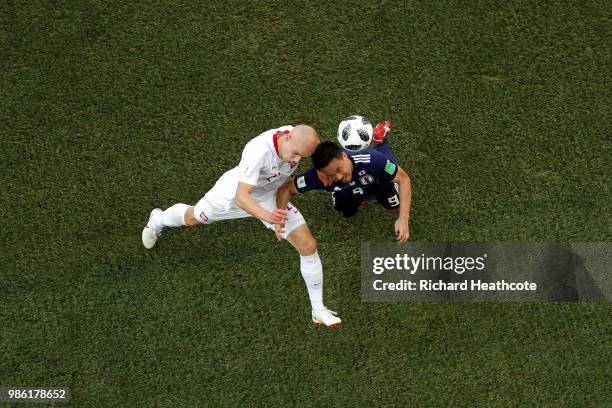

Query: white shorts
[193,190,306,239]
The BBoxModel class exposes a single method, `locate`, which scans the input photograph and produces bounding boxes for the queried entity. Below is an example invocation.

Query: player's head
[279,125,320,164]
[312,141,353,183]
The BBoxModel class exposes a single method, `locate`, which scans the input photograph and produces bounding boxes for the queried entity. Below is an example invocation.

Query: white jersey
[204,125,297,210]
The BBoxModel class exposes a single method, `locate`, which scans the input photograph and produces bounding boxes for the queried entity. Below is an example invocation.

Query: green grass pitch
[1,0,610,406]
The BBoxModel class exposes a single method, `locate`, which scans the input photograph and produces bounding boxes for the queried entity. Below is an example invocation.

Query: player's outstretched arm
[393,166,412,243]
[235,182,288,225]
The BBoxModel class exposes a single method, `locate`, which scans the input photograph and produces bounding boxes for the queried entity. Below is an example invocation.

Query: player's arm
[234,146,288,225]
[371,150,411,242]
[273,179,298,240]
[276,169,333,211]
[276,177,298,212]
[273,169,330,240]
[392,166,412,243]
[235,182,288,225]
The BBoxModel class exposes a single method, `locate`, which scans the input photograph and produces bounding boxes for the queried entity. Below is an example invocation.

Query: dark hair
[312,141,343,170]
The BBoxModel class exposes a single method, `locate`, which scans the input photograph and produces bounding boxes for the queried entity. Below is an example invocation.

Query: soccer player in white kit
[141,124,341,328]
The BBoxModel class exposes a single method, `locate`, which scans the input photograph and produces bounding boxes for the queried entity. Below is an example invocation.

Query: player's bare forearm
[236,182,287,224]
[393,167,412,242]
[394,167,412,222]
[276,178,297,210]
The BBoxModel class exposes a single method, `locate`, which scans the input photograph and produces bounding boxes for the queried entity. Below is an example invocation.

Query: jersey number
[388,195,400,207]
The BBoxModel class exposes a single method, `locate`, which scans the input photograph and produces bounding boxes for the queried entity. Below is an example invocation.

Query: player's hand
[274,223,286,241]
[268,208,289,225]
[316,170,334,187]
[373,121,393,144]
[394,218,410,243]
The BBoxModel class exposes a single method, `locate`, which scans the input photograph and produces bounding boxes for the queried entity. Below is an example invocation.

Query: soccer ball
[337,115,373,151]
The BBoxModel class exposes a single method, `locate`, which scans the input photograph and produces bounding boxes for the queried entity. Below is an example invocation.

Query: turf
[1,0,610,406]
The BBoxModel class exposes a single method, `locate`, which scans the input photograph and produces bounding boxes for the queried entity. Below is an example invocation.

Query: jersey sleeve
[293,167,326,193]
[370,150,398,183]
[236,143,267,186]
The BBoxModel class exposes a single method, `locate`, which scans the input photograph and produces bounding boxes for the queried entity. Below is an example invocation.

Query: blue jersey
[294,148,398,200]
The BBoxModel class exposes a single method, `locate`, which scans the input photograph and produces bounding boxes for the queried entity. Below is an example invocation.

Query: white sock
[300,251,325,312]
[151,203,189,230]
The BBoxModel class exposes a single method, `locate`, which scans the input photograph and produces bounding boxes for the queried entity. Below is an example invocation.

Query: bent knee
[300,237,318,256]
[184,206,200,227]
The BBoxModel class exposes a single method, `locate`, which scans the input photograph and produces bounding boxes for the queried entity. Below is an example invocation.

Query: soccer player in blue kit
[276,121,413,243]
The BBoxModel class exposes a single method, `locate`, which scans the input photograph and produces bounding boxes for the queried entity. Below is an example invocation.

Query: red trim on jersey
[273,132,280,155]
[273,129,289,156]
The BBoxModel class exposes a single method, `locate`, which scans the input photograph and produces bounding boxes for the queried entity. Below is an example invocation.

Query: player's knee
[287,224,318,255]
[301,237,318,255]
[184,206,199,227]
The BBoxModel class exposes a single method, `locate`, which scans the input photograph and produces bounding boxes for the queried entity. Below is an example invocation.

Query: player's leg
[142,204,192,249]
[156,204,197,228]
[278,205,342,328]
[372,121,397,162]
[374,138,397,163]
[142,192,248,249]
[260,196,341,327]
